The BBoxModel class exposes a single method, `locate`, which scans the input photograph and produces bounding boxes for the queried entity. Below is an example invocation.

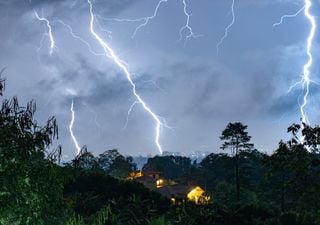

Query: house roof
[157,184,195,198]
[142,169,163,175]
[135,175,156,183]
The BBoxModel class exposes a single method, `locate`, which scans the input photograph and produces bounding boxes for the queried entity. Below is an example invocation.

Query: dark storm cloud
[148,60,234,121]
[268,92,299,116]
[244,0,301,5]
[269,84,320,117]
[69,57,132,105]
[35,55,132,109]
[29,0,68,6]
[167,63,221,119]
[246,69,278,116]
[82,75,131,106]
[153,58,280,120]
[0,0,139,19]
[1,0,319,156]
[29,0,141,18]
[92,0,141,15]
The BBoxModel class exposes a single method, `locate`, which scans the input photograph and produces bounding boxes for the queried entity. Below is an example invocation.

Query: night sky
[1,0,319,159]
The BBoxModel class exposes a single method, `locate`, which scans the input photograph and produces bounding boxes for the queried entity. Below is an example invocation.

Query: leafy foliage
[143,155,192,179]
[0,85,62,224]
[220,122,254,202]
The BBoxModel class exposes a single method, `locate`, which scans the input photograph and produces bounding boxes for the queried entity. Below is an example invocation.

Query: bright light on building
[156,179,164,188]
[187,186,211,204]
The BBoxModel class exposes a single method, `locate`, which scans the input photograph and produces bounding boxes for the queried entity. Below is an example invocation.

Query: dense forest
[2,77,320,225]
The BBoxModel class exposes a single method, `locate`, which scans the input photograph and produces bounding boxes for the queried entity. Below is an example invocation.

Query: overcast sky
[0,0,320,158]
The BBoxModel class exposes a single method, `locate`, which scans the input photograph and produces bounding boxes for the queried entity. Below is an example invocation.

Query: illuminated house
[157,185,210,205]
[187,186,211,204]
[128,170,210,204]
[127,171,143,180]
[128,170,169,190]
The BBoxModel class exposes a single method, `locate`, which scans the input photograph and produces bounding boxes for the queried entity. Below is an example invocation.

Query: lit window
[156,179,164,188]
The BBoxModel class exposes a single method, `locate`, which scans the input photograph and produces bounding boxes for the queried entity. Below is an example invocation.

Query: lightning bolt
[140,79,168,95]
[57,20,104,56]
[87,0,164,154]
[96,0,168,39]
[276,1,316,125]
[99,0,198,44]
[132,0,168,39]
[123,101,140,130]
[33,10,83,154]
[273,6,305,27]
[300,0,316,124]
[179,0,199,44]
[34,10,55,55]
[69,99,81,155]
[123,80,167,130]
[216,0,235,55]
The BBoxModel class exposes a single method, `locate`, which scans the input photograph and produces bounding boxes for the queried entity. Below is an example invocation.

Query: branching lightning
[34,10,55,55]
[34,11,83,153]
[179,0,199,44]
[99,0,198,44]
[57,20,104,56]
[69,99,81,155]
[87,0,164,154]
[273,6,305,27]
[97,0,168,39]
[26,0,319,154]
[123,101,140,130]
[275,1,316,125]
[216,0,235,55]
[122,80,167,130]
[132,0,167,39]
[299,0,316,124]
[140,80,168,95]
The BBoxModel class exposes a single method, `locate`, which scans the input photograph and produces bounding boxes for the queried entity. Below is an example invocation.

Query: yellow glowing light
[127,171,143,180]
[187,186,204,203]
[156,179,164,188]
[187,186,211,204]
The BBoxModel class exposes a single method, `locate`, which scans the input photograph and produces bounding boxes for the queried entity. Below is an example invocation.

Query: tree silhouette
[220,122,253,202]
[0,68,6,96]
[268,141,291,211]
[0,84,62,223]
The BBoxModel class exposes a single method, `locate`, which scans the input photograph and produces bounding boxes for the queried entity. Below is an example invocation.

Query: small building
[128,170,167,190]
[143,170,163,180]
[187,186,210,204]
[157,185,210,205]
[128,170,210,204]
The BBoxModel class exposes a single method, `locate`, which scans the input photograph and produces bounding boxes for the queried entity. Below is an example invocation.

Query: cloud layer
[0,0,319,157]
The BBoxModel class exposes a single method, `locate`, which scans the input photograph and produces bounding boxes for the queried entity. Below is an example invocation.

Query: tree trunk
[235,153,240,202]
[281,173,285,212]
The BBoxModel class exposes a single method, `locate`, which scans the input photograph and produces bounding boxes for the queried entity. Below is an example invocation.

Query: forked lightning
[87,0,164,154]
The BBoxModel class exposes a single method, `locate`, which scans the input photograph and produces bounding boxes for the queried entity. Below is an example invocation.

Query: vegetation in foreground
[1,77,320,225]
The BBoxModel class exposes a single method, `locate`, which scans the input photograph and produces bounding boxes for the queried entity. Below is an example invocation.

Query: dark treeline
[1,77,320,225]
